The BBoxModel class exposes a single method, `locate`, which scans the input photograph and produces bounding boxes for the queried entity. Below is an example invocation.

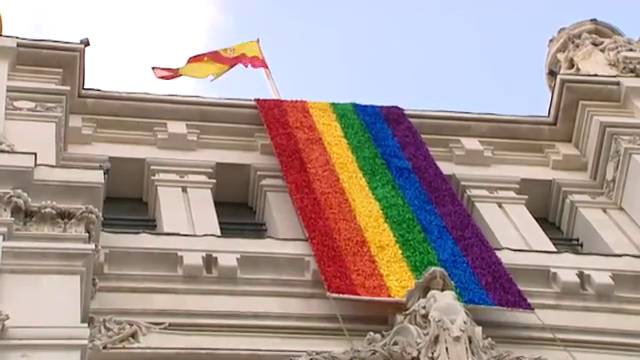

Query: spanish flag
[152,40,268,81]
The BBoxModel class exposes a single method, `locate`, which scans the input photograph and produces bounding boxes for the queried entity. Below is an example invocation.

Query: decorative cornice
[12,35,625,144]
[296,268,543,360]
[88,315,168,350]
[0,311,9,333]
[603,134,640,199]
[0,189,102,243]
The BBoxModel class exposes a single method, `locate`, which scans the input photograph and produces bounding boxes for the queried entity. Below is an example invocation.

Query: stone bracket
[580,270,615,296]
[551,268,581,293]
[180,252,204,277]
[449,138,493,166]
[154,121,200,150]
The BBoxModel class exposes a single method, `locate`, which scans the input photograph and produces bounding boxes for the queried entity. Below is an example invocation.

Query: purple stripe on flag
[380,106,531,309]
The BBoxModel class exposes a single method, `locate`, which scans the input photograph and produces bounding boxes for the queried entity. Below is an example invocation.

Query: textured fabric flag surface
[152,40,267,80]
[256,100,531,309]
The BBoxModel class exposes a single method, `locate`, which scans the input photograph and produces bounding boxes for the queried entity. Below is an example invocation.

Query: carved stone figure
[88,315,168,350]
[296,268,543,360]
[0,189,31,219]
[546,19,640,89]
[0,311,9,332]
[91,276,99,300]
[556,32,640,77]
[0,136,15,152]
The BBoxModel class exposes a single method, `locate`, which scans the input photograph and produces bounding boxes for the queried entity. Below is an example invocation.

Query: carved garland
[297,268,543,360]
[0,189,101,243]
[89,316,168,350]
[603,135,640,200]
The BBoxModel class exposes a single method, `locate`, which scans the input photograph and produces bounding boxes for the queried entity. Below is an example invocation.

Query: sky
[3,1,640,115]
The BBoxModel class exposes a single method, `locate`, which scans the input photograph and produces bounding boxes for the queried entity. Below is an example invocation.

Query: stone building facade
[0,19,639,360]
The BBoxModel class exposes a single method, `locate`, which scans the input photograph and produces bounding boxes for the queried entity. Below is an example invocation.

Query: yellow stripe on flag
[307,102,415,297]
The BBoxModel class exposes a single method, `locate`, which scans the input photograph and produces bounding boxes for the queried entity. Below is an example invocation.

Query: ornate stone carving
[91,276,99,300]
[0,189,31,219]
[296,268,543,360]
[603,135,640,199]
[6,98,64,113]
[556,33,640,77]
[88,316,168,350]
[0,189,102,243]
[0,311,9,332]
[0,136,15,152]
[546,19,640,89]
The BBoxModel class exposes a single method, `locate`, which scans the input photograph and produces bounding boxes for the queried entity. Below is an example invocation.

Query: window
[103,197,156,232]
[216,202,266,238]
[536,218,582,253]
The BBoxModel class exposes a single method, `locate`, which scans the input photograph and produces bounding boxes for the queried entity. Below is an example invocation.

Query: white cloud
[2,0,229,96]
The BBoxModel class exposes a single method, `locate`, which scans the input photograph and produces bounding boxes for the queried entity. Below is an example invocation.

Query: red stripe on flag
[152,67,182,80]
[285,101,389,297]
[256,100,356,294]
[188,51,268,69]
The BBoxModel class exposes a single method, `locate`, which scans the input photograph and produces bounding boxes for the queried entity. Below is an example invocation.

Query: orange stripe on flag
[284,101,389,297]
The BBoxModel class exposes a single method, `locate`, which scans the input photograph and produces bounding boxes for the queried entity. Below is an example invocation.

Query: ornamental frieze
[5,97,64,113]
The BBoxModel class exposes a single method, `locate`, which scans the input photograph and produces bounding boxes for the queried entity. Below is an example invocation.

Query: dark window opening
[536,218,582,253]
[103,197,156,232]
[216,202,266,238]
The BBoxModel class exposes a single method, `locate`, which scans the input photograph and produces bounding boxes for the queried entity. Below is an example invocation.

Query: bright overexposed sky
[3,1,640,114]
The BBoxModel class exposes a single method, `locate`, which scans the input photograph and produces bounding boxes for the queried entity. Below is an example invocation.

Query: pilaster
[143,158,220,235]
[0,189,100,360]
[456,175,556,251]
[249,164,304,239]
[0,37,17,151]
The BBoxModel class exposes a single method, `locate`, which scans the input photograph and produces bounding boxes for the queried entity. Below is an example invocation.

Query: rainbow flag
[256,100,531,309]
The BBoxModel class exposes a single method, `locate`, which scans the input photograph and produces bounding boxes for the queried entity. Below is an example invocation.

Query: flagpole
[263,67,281,99]
[256,38,281,99]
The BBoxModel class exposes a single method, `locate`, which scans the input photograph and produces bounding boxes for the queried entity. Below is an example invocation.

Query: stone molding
[88,315,168,350]
[0,189,102,243]
[296,268,542,360]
